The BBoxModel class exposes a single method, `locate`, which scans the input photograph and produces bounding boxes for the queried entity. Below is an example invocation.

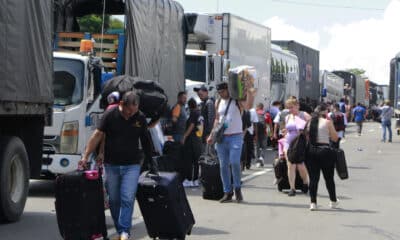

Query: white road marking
[108,168,271,237]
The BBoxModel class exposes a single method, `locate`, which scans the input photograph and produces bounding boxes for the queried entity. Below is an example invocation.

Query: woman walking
[307,103,339,211]
[284,97,311,196]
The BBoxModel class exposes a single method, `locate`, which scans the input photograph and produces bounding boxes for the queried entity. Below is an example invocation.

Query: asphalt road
[1,121,399,240]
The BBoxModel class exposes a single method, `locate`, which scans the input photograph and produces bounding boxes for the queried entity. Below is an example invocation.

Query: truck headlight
[60,121,79,154]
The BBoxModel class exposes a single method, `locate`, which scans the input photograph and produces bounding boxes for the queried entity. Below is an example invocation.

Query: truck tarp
[124,0,186,103]
[0,0,53,105]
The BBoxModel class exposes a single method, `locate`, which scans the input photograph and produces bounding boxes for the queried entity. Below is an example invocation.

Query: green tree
[346,68,366,76]
[77,15,111,33]
[109,18,124,30]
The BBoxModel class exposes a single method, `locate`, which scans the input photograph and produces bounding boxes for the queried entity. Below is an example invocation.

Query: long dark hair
[309,103,328,145]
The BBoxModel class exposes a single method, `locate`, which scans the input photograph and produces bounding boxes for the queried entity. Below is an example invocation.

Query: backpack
[242,110,252,131]
[257,112,266,128]
[287,132,308,163]
[331,112,345,131]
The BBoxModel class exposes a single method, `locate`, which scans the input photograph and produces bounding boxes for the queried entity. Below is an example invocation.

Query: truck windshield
[53,58,84,106]
[185,55,206,82]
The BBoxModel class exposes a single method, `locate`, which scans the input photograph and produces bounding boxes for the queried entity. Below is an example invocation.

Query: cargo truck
[42,0,187,176]
[0,0,53,222]
[185,13,271,106]
[320,70,344,103]
[272,40,320,102]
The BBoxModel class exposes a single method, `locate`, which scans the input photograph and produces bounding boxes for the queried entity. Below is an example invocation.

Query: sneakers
[219,192,233,203]
[120,232,130,240]
[309,203,317,211]
[288,189,296,196]
[192,180,200,187]
[182,179,192,187]
[329,199,340,209]
[235,188,244,203]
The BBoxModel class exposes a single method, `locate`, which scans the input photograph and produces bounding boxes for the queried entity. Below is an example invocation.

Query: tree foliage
[346,68,366,76]
[78,15,124,33]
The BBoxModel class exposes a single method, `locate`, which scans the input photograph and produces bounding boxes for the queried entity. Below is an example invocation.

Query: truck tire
[0,136,30,223]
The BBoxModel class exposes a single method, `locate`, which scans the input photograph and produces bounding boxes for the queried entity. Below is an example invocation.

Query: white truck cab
[42,52,104,176]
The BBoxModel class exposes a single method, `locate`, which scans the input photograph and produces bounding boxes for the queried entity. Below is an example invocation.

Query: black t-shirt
[186,110,201,136]
[98,107,152,165]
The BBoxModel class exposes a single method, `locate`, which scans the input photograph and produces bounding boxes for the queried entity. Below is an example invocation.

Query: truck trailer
[0,0,53,222]
[185,13,271,106]
[272,40,320,102]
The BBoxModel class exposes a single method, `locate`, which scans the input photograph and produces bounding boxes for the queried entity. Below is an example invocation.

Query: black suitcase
[55,170,107,240]
[137,171,195,240]
[273,158,304,192]
[199,146,224,200]
[334,148,349,180]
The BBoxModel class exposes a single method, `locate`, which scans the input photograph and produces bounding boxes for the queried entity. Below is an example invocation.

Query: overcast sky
[175,0,399,84]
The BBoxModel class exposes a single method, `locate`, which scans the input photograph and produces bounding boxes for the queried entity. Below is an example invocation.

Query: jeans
[381,119,392,142]
[172,134,183,143]
[308,146,337,204]
[105,164,141,235]
[216,134,243,193]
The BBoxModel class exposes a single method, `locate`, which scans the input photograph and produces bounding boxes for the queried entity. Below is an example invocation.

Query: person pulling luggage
[79,91,153,240]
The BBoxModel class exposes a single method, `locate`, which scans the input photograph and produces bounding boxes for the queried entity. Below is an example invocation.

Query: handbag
[333,148,349,180]
[211,99,232,144]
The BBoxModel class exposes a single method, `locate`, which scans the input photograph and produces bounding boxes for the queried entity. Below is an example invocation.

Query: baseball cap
[193,85,208,92]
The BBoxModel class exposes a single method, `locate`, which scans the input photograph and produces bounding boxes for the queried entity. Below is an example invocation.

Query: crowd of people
[79,84,396,239]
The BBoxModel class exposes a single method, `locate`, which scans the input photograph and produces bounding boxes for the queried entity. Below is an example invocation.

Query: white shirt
[246,108,259,135]
[218,98,242,135]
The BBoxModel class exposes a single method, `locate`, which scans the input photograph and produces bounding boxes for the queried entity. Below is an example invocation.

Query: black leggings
[308,145,337,203]
[182,135,201,181]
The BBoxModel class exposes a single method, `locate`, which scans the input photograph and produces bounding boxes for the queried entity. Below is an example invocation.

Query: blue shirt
[352,106,366,122]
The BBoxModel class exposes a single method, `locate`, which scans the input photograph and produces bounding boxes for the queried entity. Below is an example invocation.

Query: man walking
[380,100,394,143]
[79,91,153,240]
[352,102,366,136]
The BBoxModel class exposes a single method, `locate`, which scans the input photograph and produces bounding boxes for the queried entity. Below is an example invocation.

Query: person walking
[241,107,258,170]
[207,82,256,203]
[352,102,366,136]
[328,103,347,148]
[306,103,339,211]
[284,97,311,196]
[79,91,153,240]
[171,91,188,142]
[194,85,215,145]
[181,98,203,187]
[380,100,394,143]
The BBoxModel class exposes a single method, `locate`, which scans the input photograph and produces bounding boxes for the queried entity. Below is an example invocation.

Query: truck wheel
[0,136,30,222]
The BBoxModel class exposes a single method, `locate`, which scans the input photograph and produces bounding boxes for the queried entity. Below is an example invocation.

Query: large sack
[101,75,168,123]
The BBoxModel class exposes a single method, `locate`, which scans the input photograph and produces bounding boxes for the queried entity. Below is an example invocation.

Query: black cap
[216,82,228,91]
[193,85,208,92]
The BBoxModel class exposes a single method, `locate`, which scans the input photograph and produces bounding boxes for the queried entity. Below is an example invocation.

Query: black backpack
[242,110,252,131]
[330,112,345,131]
[287,133,308,163]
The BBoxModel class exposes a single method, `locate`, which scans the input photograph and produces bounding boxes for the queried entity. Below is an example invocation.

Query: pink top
[284,115,306,151]
[278,138,286,157]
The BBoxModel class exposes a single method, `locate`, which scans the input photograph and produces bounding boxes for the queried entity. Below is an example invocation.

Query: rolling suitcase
[273,158,304,192]
[199,145,224,200]
[137,171,195,240]
[55,170,107,240]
